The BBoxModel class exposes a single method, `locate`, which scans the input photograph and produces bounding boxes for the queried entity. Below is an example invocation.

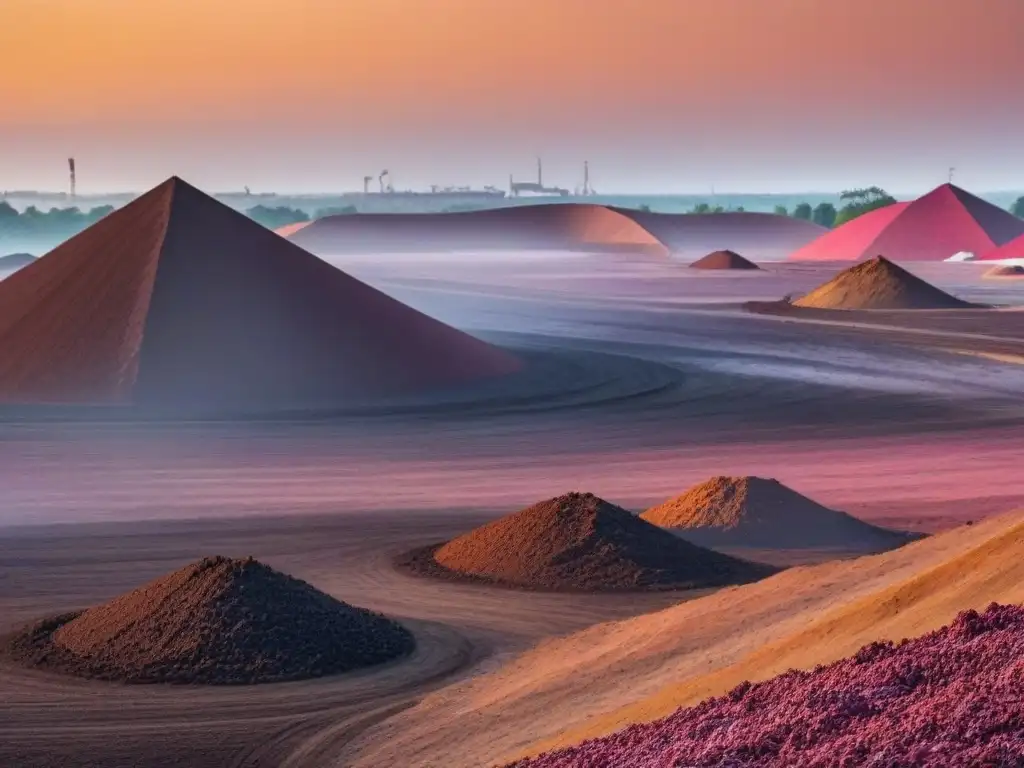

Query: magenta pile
[509,603,1024,768]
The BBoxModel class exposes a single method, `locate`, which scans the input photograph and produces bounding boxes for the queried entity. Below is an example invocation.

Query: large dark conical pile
[642,476,913,551]
[793,255,972,309]
[0,177,519,410]
[401,492,775,591]
[6,556,415,684]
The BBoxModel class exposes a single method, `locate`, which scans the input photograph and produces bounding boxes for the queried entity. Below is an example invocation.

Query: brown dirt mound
[619,210,826,261]
[793,255,974,309]
[5,556,414,684]
[689,250,760,270]
[642,476,915,551]
[984,265,1024,278]
[402,492,776,592]
[288,204,669,256]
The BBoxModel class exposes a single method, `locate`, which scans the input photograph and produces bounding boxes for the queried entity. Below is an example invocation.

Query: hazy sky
[2,0,1023,194]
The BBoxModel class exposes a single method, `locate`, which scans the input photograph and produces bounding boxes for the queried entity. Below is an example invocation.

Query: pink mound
[287,204,669,256]
[273,220,313,238]
[0,177,520,409]
[620,210,825,261]
[509,603,1024,768]
[980,232,1024,262]
[689,250,760,270]
[790,184,1024,262]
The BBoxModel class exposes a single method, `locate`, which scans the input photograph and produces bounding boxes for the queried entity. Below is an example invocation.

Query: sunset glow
[3,0,1023,191]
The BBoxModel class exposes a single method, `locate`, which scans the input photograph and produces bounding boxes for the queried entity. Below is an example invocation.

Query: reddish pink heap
[509,603,1024,768]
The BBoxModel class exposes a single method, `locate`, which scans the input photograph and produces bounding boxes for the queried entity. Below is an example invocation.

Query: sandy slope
[347,510,1024,767]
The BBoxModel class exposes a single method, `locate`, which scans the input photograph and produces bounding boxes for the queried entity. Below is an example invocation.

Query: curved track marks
[2,258,1024,766]
[0,514,688,768]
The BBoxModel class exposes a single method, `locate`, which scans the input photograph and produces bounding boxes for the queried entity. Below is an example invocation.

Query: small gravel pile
[6,556,415,684]
[794,255,973,309]
[689,250,760,270]
[399,492,775,592]
[642,475,914,551]
[984,265,1024,278]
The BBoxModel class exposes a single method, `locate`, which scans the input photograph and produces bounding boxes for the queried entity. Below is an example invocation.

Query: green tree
[1010,196,1024,218]
[833,187,896,227]
[792,202,813,220]
[812,202,837,228]
[244,205,309,230]
[773,204,789,216]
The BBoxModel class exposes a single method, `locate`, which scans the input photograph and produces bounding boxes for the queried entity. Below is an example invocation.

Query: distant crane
[363,175,373,194]
[948,167,956,184]
[378,170,391,193]
[68,158,76,199]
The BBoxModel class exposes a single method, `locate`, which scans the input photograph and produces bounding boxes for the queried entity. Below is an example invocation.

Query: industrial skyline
[2,0,1022,194]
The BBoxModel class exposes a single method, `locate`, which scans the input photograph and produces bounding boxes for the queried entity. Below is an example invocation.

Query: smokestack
[68,158,76,199]
[537,157,542,186]
[583,161,590,195]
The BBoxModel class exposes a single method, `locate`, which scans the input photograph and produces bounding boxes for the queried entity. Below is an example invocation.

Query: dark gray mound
[0,253,36,270]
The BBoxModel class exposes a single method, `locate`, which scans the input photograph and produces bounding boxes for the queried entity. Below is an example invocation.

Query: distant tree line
[244,205,309,230]
[771,187,898,229]
[771,188,1024,228]
[0,201,364,246]
[6,191,1023,245]
[0,201,116,241]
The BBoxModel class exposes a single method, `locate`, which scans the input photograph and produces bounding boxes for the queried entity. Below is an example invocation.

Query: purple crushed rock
[507,603,1024,768]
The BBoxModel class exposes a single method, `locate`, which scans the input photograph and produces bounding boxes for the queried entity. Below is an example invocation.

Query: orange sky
[2,0,1023,192]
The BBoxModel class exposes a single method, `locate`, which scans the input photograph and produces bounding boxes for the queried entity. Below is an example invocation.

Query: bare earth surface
[1,255,1023,766]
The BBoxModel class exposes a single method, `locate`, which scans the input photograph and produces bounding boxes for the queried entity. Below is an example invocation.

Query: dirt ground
[2,256,1023,766]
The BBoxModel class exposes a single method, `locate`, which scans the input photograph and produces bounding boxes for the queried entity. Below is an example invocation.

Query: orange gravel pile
[984,265,1024,278]
[6,556,414,684]
[400,492,775,591]
[689,250,760,270]
[794,255,973,309]
[642,476,914,551]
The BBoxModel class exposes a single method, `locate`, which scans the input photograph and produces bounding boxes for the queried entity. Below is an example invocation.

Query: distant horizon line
[5,185,1024,201]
